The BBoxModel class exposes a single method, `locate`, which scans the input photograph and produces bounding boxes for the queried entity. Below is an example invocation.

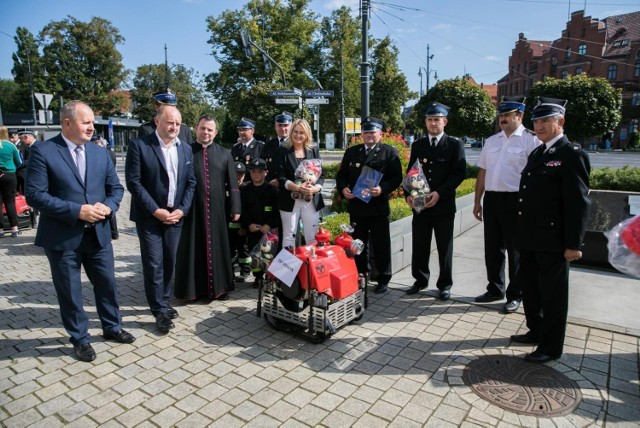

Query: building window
[561,70,569,80]
[565,47,572,59]
[515,82,519,93]
[581,28,586,37]
[608,65,617,80]
[632,92,640,106]
[524,61,528,73]
[576,67,583,75]
[630,119,638,135]
[635,59,640,77]
[578,44,587,55]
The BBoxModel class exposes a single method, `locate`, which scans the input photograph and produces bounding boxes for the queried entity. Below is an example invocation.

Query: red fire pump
[257,225,366,342]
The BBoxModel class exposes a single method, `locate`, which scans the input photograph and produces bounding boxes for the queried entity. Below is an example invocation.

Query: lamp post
[425,44,438,94]
[26,46,37,126]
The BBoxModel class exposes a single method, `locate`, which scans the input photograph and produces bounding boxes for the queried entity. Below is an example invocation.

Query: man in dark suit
[405,102,466,300]
[25,101,134,362]
[336,116,403,293]
[231,118,264,182]
[16,129,36,194]
[510,97,590,363]
[263,111,293,185]
[138,90,194,145]
[125,104,196,333]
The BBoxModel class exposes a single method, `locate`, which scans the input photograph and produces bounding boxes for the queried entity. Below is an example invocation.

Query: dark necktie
[431,137,437,148]
[365,147,371,157]
[75,146,85,183]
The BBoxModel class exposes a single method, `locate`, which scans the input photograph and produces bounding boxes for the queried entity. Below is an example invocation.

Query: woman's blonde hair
[0,126,8,140]
[283,118,314,150]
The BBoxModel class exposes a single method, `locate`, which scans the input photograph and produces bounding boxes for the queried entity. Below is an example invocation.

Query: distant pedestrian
[0,126,22,237]
[25,101,134,362]
[405,102,466,301]
[473,96,540,313]
[511,97,590,363]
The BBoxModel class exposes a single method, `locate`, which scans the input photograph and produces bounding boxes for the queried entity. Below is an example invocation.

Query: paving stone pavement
[1,184,639,427]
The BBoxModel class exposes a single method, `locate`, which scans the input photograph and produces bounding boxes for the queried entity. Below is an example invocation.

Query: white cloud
[433,23,451,31]
[323,0,359,11]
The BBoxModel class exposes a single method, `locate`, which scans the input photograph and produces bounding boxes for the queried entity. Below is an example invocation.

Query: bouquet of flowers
[402,159,431,213]
[250,230,279,272]
[291,159,322,202]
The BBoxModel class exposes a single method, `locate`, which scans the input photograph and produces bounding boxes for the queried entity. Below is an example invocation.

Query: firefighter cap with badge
[237,118,256,129]
[497,95,526,115]
[531,97,567,120]
[153,89,177,106]
[361,116,384,132]
[425,101,450,117]
[235,161,246,174]
[249,158,268,170]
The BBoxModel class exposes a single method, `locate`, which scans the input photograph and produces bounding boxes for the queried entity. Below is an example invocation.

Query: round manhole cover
[463,355,582,417]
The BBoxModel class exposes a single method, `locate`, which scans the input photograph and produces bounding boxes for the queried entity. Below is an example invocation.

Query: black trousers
[519,250,569,358]
[411,212,454,291]
[351,215,392,285]
[483,191,521,300]
[0,172,19,228]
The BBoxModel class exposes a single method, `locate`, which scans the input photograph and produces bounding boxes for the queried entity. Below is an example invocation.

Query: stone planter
[388,193,477,274]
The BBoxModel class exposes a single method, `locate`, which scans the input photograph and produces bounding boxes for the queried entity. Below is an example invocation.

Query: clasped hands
[153,208,185,225]
[79,202,112,224]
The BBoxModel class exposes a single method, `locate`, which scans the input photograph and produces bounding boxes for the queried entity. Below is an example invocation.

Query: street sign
[275,98,299,104]
[269,88,302,97]
[304,90,334,97]
[34,93,54,110]
[305,98,329,105]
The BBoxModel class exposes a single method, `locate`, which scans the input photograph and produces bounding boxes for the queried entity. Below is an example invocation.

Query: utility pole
[164,44,170,90]
[361,0,370,120]
[418,68,423,97]
[426,44,434,94]
[340,37,346,149]
[25,45,37,126]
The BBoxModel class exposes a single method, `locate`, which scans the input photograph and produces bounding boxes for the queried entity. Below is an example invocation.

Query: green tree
[131,64,215,128]
[317,6,362,144]
[409,77,495,139]
[370,36,412,133]
[38,16,127,115]
[204,0,320,139]
[0,79,28,115]
[10,27,47,115]
[526,74,622,143]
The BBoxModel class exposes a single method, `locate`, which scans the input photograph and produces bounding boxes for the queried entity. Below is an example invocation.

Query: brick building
[498,10,640,149]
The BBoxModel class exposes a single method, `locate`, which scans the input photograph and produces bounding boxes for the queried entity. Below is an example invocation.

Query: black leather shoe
[510,332,539,344]
[167,306,179,320]
[74,343,97,362]
[103,329,136,344]
[406,282,427,295]
[503,299,521,313]
[155,313,175,333]
[475,291,504,303]
[524,350,558,363]
[439,290,451,301]
[374,283,388,294]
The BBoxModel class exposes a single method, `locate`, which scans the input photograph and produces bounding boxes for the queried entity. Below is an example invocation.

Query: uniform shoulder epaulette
[524,128,535,135]
[571,143,581,150]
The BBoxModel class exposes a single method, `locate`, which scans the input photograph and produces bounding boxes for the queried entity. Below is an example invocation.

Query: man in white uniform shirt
[473,96,540,313]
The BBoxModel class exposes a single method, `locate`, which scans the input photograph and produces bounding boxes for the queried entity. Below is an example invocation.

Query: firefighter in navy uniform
[263,112,293,185]
[405,102,466,301]
[336,117,403,293]
[231,118,264,183]
[138,90,194,145]
[510,97,590,364]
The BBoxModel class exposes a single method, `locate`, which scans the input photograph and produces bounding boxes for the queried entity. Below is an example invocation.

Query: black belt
[485,191,518,194]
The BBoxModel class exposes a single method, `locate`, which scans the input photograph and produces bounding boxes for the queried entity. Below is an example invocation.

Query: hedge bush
[590,166,640,192]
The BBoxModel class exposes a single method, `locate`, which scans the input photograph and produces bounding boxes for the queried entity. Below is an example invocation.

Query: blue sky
[1,0,638,103]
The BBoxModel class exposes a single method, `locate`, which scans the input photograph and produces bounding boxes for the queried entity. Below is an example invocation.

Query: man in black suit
[405,102,466,301]
[138,90,194,145]
[336,117,403,293]
[231,118,264,182]
[26,101,134,362]
[16,129,36,194]
[510,97,590,363]
[125,104,196,333]
[263,111,293,185]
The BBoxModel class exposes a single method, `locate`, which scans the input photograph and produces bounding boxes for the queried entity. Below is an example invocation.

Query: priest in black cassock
[174,114,241,302]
